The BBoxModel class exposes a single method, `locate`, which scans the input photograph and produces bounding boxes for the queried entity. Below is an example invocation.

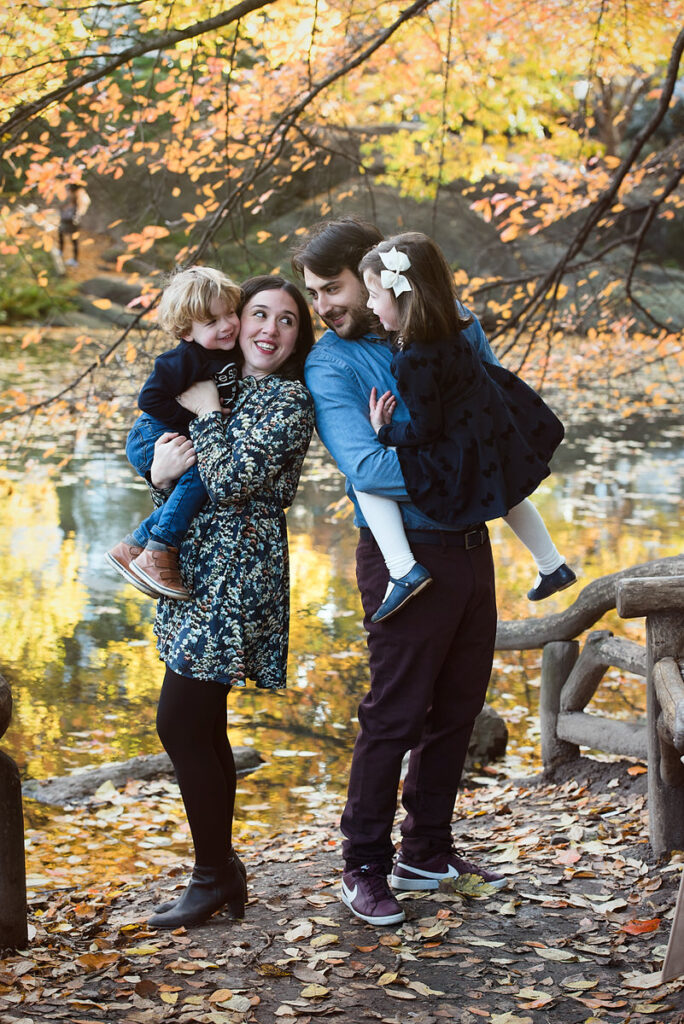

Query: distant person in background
[58,182,90,267]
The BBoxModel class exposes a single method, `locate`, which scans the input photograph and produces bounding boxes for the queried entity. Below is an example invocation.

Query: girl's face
[363,271,400,332]
[239,288,299,378]
[183,296,240,352]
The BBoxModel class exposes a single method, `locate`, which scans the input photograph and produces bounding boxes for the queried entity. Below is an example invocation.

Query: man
[292,217,505,927]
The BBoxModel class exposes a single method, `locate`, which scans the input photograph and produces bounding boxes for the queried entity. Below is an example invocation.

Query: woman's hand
[176,379,223,417]
[150,432,197,489]
[369,387,397,435]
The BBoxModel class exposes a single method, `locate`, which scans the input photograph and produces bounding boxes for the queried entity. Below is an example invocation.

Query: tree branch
[0,0,278,151]
[491,24,684,341]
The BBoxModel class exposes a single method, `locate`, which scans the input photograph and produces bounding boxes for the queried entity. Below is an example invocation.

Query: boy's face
[183,296,240,352]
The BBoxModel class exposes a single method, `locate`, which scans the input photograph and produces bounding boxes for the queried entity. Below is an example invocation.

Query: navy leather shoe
[528,562,577,601]
[371,563,433,623]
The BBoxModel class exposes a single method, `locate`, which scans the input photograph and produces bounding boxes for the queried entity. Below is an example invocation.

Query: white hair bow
[379,247,412,296]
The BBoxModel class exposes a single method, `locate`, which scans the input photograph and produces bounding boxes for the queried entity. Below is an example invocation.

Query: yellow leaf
[309,933,338,948]
[407,980,445,996]
[300,984,329,998]
[160,992,178,1004]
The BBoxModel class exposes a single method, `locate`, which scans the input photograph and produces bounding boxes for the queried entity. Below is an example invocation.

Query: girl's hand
[369,387,397,435]
[176,379,222,417]
[150,432,196,489]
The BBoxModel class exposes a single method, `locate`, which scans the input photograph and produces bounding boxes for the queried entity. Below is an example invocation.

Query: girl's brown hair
[358,232,472,346]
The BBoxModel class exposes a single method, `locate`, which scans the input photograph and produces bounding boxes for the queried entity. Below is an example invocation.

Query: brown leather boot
[129,546,191,600]
[104,540,160,597]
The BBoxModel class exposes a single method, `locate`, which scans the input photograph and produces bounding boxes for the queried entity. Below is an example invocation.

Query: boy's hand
[368,387,397,435]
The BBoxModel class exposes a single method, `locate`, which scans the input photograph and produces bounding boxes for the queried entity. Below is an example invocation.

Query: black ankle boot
[148,855,246,929]
[153,850,247,916]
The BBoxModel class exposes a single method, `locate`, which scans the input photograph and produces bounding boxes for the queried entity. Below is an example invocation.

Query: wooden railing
[495,554,684,857]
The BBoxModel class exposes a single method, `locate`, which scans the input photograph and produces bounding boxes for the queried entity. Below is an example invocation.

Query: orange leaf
[621,918,660,935]
[627,765,647,776]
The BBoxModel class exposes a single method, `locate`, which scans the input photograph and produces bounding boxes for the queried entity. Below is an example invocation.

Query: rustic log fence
[496,554,684,858]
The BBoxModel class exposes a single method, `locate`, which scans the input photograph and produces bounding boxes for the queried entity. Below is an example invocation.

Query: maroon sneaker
[340,864,405,926]
[390,846,507,891]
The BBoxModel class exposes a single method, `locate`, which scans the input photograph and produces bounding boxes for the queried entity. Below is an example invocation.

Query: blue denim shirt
[304,308,500,529]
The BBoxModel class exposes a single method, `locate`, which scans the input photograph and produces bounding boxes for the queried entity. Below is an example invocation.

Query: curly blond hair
[158,267,242,341]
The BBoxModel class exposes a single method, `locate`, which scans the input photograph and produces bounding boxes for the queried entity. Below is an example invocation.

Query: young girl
[356,232,576,623]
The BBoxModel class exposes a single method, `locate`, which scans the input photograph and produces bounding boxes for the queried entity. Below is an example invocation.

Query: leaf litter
[1,761,684,1023]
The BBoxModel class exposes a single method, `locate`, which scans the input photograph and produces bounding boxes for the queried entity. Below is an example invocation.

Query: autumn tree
[0,0,681,431]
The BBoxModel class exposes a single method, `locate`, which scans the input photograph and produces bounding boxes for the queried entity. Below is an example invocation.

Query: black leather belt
[359,525,488,549]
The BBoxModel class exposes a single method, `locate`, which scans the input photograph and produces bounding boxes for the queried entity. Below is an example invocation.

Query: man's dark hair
[291,217,383,280]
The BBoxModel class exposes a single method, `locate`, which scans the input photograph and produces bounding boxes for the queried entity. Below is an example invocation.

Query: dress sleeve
[189,382,315,507]
[378,350,444,448]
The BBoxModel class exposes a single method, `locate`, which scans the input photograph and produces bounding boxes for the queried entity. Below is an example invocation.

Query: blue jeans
[125,413,207,549]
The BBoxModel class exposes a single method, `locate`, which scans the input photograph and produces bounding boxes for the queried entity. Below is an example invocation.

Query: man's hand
[368,387,397,435]
[150,432,196,489]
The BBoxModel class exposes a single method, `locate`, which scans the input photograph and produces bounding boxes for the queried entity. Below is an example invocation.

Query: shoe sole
[371,577,433,623]
[128,562,191,600]
[390,867,507,891]
[528,578,577,601]
[104,552,160,598]
[340,892,405,926]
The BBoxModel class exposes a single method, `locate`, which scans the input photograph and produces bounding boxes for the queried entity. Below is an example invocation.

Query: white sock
[503,498,564,576]
[356,490,416,579]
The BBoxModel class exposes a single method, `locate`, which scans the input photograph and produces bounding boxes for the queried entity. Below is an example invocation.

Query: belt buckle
[464,527,483,550]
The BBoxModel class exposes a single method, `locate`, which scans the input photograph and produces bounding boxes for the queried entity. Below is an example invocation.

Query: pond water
[0,336,682,839]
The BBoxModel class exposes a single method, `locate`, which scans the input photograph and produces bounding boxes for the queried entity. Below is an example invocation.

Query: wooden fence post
[540,640,580,770]
[0,675,28,950]
[617,577,684,858]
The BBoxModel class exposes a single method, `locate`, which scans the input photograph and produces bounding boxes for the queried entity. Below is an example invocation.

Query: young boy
[105,266,241,599]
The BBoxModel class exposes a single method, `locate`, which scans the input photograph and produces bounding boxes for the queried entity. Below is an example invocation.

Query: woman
[146,275,315,929]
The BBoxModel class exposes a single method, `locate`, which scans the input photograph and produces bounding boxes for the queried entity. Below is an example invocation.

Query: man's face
[303,267,379,339]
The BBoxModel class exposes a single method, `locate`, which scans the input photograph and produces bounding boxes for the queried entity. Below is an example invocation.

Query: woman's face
[239,288,300,379]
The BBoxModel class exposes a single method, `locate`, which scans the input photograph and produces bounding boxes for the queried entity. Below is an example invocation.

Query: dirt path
[2,763,683,1024]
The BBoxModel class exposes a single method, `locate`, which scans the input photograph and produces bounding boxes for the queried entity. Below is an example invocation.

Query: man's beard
[322,302,383,340]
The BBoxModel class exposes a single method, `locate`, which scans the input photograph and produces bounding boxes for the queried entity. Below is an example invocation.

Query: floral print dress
[153,374,315,690]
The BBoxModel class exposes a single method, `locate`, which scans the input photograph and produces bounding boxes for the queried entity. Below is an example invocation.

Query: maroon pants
[341,531,497,871]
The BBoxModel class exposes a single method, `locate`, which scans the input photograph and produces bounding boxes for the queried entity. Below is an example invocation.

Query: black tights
[156,666,236,867]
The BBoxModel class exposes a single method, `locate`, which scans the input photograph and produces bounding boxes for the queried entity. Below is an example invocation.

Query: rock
[466,704,508,767]
[79,276,145,307]
[22,747,263,807]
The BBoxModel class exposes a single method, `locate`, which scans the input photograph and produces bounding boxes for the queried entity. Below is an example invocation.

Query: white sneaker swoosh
[341,881,358,903]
